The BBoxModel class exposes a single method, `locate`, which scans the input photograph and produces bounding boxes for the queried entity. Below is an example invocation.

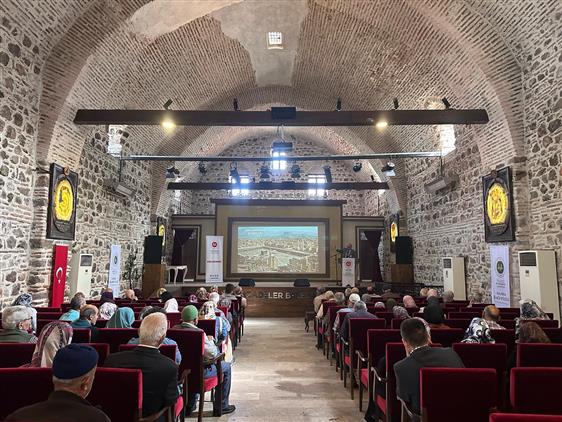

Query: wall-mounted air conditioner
[518,250,559,321]
[442,257,466,300]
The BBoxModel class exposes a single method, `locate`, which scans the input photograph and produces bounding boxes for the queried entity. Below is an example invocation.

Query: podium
[142,264,166,298]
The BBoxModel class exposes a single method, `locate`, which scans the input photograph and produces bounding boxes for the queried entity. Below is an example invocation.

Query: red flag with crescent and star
[50,244,68,307]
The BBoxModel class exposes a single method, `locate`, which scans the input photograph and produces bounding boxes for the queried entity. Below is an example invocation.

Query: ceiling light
[323,165,333,183]
[163,99,173,110]
[352,162,362,173]
[161,119,176,130]
[393,98,399,110]
[442,97,451,109]
[381,161,396,177]
[165,166,180,179]
[336,98,342,111]
[375,120,388,129]
[233,98,239,111]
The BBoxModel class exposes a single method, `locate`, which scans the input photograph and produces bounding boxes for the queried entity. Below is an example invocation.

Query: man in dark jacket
[6,344,110,422]
[339,301,377,342]
[394,318,464,415]
[71,305,99,342]
[104,312,178,419]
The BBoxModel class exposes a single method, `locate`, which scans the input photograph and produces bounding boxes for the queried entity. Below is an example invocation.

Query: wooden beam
[166,181,390,190]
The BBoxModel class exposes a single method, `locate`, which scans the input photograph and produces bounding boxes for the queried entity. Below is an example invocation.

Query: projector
[103,178,136,198]
[424,174,459,194]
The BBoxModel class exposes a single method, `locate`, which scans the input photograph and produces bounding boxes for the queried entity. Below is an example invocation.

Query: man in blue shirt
[60,296,85,322]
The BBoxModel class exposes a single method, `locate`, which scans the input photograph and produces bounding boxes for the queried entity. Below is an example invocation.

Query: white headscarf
[163,298,179,313]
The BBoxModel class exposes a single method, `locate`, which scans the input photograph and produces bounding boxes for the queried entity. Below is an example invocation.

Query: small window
[230,175,250,197]
[308,175,326,197]
[271,151,287,171]
[267,31,283,49]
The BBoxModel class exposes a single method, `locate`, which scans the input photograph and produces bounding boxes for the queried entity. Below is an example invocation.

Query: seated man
[394,318,464,415]
[0,306,37,343]
[71,305,99,342]
[339,301,376,342]
[60,296,85,322]
[482,305,505,329]
[442,290,455,304]
[6,344,110,422]
[333,293,360,332]
[174,305,235,415]
[104,313,179,420]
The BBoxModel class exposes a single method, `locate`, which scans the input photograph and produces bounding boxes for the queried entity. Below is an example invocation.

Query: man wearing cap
[5,344,110,422]
[174,305,235,416]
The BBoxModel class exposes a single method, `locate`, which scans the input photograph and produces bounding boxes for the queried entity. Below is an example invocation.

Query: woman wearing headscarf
[462,318,495,343]
[29,321,73,367]
[161,291,179,313]
[199,301,228,342]
[402,295,416,309]
[196,287,209,301]
[12,293,37,333]
[515,298,550,336]
[393,306,410,321]
[99,290,118,320]
[315,291,335,319]
[507,321,550,372]
[423,304,449,329]
[106,307,135,328]
[385,298,397,312]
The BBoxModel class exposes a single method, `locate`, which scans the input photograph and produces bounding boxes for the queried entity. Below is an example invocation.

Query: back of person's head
[80,305,98,322]
[324,291,335,300]
[209,292,220,305]
[70,295,85,311]
[181,305,199,323]
[366,286,374,294]
[442,290,454,303]
[519,322,550,343]
[52,344,99,399]
[316,287,326,296]
[334,292,346,306]
[350,287,360,295]
[353,301,367,312]
[386,298,397,311]
[348,293,361,305]
[225,283,235,294]
[139,313,167,347]
[73,292,86,300]
[482,305,501,322]
[344,288,352,298]
[2,305,31,330]
[427,289,438,298]
[140,306,165,319]
[233,286,243,295]
[160,291,173,302]
[401,318,430,349]
[419,287,429,297]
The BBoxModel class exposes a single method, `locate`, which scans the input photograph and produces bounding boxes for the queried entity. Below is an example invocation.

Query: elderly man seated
[60,295,85,322]
[0,306,37,343]
[482,305,505,329]
[339,301,377,342]
[71,305,100,342]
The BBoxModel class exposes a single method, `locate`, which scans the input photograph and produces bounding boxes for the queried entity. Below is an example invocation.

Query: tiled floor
[190,317,365,422]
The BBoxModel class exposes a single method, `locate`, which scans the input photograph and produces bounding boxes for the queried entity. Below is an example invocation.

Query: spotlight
[165,166,180,179]
[323,165,333,183]
[259,164,271,180]
[352,162,362,173]
[375,120,388,129]
[442,97,451,109]
[336,97,342,111]
[229,163,240,184]
[233,98,239,111]
[393,97,399,110]
[198,162,207,175]
[381,161,396,177]
[161,118,176,130]
[163,99,173,110]
[290,163,301,178]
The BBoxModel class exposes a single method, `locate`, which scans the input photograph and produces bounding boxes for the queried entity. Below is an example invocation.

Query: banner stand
[490,245,511,308]
[342,257,356,287]
[206,236,224,283]
[108,244,121,296]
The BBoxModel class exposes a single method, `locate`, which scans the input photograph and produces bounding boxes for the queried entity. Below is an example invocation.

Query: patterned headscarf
[30,321,73,368]
[188,294,198,303]
[199,301,217,320]
[107,307,135,328]
[393,306,410,320]
[99,302,118,320]
[519,299,549,320]
[13,293,33,307]
[402,295,416,308]
[462,318,495,344]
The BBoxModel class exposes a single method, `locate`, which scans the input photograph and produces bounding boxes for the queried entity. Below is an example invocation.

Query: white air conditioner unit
[103,178,135,197]
[424,174,459,194]
[69,252,93,298]
[442,257,466,300]
[518,250,560,321]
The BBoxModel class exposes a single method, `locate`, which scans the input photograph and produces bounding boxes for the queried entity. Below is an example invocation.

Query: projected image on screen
[236,225,321,273]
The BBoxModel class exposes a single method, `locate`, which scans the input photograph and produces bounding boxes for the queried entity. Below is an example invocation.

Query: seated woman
[507,321,550,371]
[12,293,37,333]
[0,306,37,343]
[99,290,118,320]
[106,307,135,328]
[515,298,550,335]
[423,304,450,329]
[161,291,179,313]
[462,318,495,343]
[28,321,72,367]
[393,305,411,321]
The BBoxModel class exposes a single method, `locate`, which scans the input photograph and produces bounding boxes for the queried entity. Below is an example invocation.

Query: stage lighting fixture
[323,165,333,183]
[233,98,239,111]
[198,162,207,174]
[163,99,173,110]
[442,97,451,109]
[375,120,388,129]
[336,97,342,111]
[259,164,271,180]
[229,163,240,184]
[271,125,293,153]
[290,163,301,178]
[381,161,396,177]
[393,97,399,110]
[165,166,180,179]
[352,162,362,173]
[370,175,376,182]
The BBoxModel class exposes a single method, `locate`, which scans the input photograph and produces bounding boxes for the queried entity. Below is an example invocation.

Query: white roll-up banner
[490,244,511,308]
[342,258,356,287]
[206,236,224,283]
[108,244,121,296]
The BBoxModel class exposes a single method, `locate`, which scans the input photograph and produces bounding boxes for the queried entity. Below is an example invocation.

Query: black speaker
[395,236,413,264]
[294,278,310,287]
[239,278,256,287]
[144,235,163,264]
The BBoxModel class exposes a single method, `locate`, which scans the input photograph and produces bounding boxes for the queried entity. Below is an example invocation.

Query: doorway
[357,228,384,283]
[171,227,199,281]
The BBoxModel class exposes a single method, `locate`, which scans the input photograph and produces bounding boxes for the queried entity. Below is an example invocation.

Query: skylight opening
[267,31,283,49]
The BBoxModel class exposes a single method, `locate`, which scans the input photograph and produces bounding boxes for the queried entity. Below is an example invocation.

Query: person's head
[386,298,397,311]
[348,293,361,307]
[139,313,167,347]
[366,286,374,294]
[79,305,99,326]
[423,305,445,325]
[225,283,236,294]
[70,295,85,311]
[2,306,33,331]
[233,286,243,296]
[519,322,551,343]
[469,291,484,305]
[209,292,220,305]
[353,301,367,312]
[196,287,208,300]
[324,291,335,300]
[393,305,410,320]
[209,285,219,294]
[181,305,199,324]
[400,318,430,355]
[199,301,216,319]
[52,344,99,399]
[107,307,135,328]
[419,287,429,297]
[442,290,454,303]
[520,299,546,319]
[344,288,352,298]
[361,293,371,303]
[427,289,438,298]
[123,289,136,300]
[482,305,501,322]
[346,243,353,249]
[402,295,416,308]
[12,293,33,307]
[374,301,386,311]
[73,292,86,301]
[140,306,166,319]
[316,287,326,296]
[156,288,167,298]
[160,291,173,303]
[100,290,114,304]
[462,318,494,344]
[350,287,360,295]
[133,288,143,299]
[426,296,440,308]
[334,292,346,306]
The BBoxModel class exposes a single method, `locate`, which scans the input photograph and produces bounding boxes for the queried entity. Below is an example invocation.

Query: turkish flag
[50,244,68,307]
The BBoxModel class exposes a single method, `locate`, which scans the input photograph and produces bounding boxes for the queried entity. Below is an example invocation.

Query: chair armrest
[139,405,173,422]
[341,338,349,347]
[356,350,368,363]
[398,397,421,422]
[372,366,387,383]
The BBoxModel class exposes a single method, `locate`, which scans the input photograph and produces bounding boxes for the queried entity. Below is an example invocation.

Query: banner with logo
[108,244,121,296]
[50,244,68,307]
[206,236,224,283]
[490,244,511,308]
[342,257,356,287]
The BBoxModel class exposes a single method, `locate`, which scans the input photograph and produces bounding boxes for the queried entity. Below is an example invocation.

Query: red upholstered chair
[132,320,143,328]
[37,319,55,333]
[197,319,217,337]
[522,319,559,329]
[326,305,345,366]
[490,414,562,421]
[72,328,92,343]
[542,328,562,343]
[448,311,481,319]
[118,344,178,362]
[0,343,35,367]
[510,368,562,415]
[97,328,139,352]
[0,367,52,420]
[166,312,182,327]
[36,311,63,320]
[391,318,405,329]
[95,319,108,328]
[498,320,516,329]
[491,329,516,355]
[444,319,472,329]
[86,343,110,366]
[375,312,394,326]
[429,328,464,347]
[167,329,224,422]
[418,368,497,422]
[516,343,562,367]
[34,307,60,313]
